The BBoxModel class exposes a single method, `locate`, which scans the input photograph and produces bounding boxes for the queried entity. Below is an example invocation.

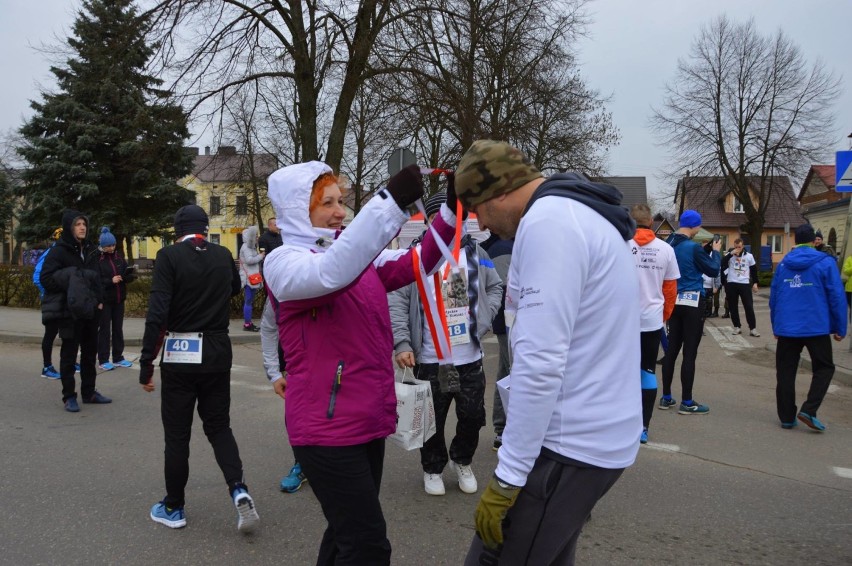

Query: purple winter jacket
[264,161,456,446]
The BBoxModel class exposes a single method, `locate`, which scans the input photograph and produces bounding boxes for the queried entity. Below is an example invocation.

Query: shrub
[757,271,773,288]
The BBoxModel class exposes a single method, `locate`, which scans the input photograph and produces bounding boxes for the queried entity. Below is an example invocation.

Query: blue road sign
[837,151,852,192]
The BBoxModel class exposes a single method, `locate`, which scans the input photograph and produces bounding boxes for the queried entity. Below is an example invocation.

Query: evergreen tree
[16,0,194,258]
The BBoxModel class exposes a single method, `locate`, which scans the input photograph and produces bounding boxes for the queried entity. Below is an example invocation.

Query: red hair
[309,173,343,213]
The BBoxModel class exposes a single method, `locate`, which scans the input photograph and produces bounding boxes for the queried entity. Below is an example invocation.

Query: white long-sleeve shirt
[496,196,642,487]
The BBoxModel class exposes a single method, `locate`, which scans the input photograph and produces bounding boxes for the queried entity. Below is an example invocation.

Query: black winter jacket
[40,210,104,324]
[98,251,134,305]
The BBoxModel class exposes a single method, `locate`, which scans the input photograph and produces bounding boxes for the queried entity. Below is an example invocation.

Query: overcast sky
[2,0,850,199]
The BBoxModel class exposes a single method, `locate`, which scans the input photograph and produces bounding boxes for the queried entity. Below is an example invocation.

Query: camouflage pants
[415,360,486,474]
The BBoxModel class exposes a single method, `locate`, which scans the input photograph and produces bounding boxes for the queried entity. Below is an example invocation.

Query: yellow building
[133,146,279,261]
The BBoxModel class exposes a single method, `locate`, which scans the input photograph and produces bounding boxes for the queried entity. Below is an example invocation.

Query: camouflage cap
[455,140,542,208]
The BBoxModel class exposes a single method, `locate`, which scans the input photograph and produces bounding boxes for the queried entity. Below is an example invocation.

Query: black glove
[139,363,154,385]
[386,164,424,211]
[445,172,468,220]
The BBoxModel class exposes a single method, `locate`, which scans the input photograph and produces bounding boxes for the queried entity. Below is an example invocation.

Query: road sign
[836,151,852,192]
[387,147,417,177]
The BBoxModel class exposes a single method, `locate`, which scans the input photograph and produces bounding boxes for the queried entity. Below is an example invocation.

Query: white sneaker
[749,328,760,337]
[450,461,478,494]
[424,472,445,496]
[732,327,742,335]
[233,488,260,533]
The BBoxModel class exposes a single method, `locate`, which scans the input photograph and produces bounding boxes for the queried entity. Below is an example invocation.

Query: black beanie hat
[174,205,209,237]
[795,224,816,244]
[424,192,447,219]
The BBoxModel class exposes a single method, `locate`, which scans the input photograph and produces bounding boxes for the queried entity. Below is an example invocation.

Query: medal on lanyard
[412,183,464,393]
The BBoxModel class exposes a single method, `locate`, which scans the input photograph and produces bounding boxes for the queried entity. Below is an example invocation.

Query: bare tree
[379,0,615,173]
[651,16,840,264]
[144,0,420,171]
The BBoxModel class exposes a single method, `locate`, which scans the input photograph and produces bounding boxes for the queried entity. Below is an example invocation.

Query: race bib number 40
[164,332,203,364]
[675,291,701,308]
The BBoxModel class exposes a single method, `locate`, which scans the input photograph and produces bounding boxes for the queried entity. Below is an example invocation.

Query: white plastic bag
[388,368,437,450]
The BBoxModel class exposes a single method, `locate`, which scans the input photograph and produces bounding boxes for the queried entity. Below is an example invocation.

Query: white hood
[268,161,336,251]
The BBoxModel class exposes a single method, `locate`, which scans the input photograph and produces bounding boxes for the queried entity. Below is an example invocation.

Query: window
[209,233,220,245]
[210,196,221,216]
[767,234,782,254]
[235,196,248,216]
[732,196,745,213]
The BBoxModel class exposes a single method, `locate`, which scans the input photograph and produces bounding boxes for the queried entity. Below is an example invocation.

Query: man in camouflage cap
[459,140,642,565]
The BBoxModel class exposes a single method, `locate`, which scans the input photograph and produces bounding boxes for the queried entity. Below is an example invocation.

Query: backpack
[33,245,53,297]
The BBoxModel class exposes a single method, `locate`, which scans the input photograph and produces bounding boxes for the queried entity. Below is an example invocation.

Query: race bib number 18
[164,332,203,364]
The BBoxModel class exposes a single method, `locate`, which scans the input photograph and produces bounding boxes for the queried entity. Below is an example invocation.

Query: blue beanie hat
[679,210,702,229]
[99,227,116,247]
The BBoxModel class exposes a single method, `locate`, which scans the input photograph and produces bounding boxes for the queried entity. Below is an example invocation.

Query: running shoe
[233,488,260,533]
[41,365,60,379]
[658,397,677,410]
[115,359,134,368]
[640,428,649,444]
[450,461,477,494]
[749,328,760,337]
[150,501,186,528]
[424,472,445,496]
[98,362,115,371]
[678,400,709,415]
[797,412,826,432]
[279,463,307,493]
[64,397,80,412]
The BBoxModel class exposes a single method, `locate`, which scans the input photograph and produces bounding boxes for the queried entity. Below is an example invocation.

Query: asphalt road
[1,307,851,565]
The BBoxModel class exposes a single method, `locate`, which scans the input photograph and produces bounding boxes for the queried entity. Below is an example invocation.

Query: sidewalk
[726,292,852,387]
[0,306,261,346]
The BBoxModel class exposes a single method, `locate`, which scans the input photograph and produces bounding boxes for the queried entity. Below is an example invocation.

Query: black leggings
[42,320,59,367]
[640,330,662,428]
[662,298,705,402]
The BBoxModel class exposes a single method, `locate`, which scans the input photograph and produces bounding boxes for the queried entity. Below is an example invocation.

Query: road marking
[644,442,681,453]
[827,384,840,395]
[706,326,753,356]
[832,467,852,479]
[231,379,270,392]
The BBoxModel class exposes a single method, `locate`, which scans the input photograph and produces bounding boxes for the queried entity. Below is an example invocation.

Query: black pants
[775,335,835,423]
[59,318,98,401]
[464,454,624,566]
[293,439,391,566]
[42,320,59,367]
[160,368,245,508]
[97,302,126,364]
[726,282,756,330]
[640,329,662,428]
[415,360,486,474]
[662,298,705,402]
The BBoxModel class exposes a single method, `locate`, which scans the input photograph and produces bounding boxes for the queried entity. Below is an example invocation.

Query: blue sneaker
[64,397,80,412]
[640,428,649,444]
[232,488,260,533]
[150,501,186,528]
[74,363,81,373]
[678,400,710,415]
[781,421,798,429]
[658,397,677,410]
[115,359,133,368]
[42,365,60,379]
[797,412,826,432]
[280,463,307,493]
[98,362,115,371]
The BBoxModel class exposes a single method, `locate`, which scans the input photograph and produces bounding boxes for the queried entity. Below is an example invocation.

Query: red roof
[674,176,804,229]
[797,164,836,200]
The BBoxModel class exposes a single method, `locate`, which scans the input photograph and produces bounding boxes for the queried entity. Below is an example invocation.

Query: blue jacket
[770,245,847,338]
[666,233,720,293]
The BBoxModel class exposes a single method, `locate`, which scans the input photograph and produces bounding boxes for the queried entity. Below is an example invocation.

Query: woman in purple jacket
[263,161,457,565]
